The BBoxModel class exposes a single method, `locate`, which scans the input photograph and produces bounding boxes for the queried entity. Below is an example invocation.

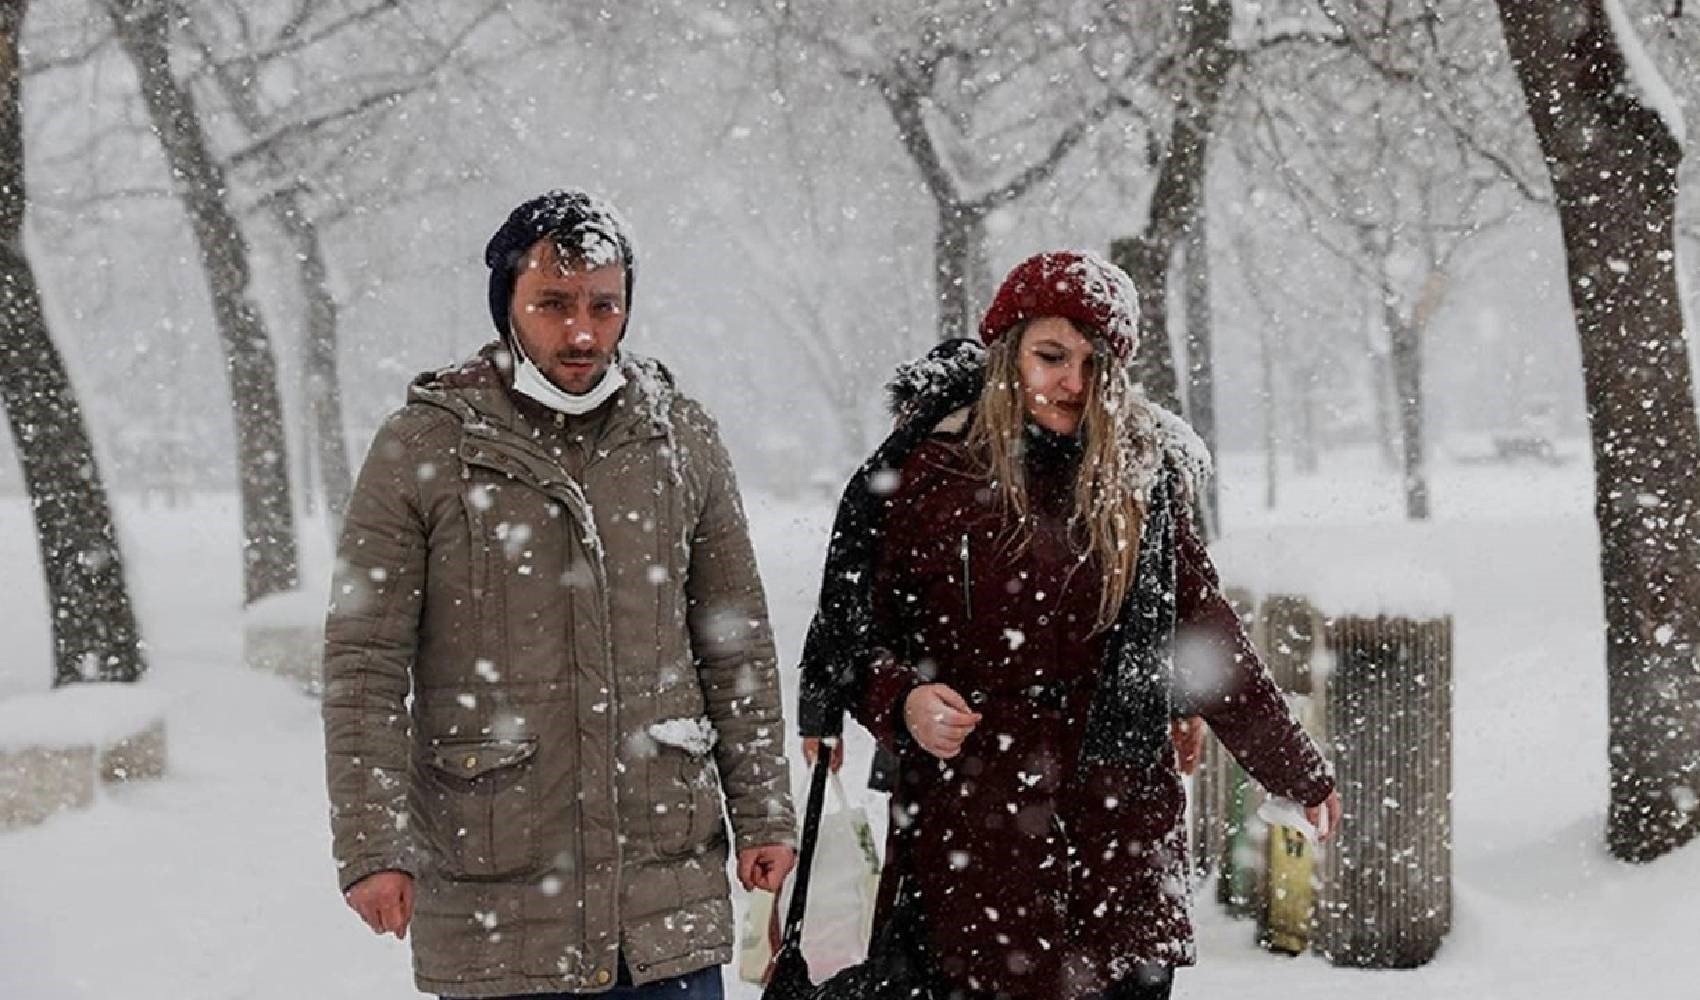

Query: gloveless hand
[344,869,414,939]
[1307,790,1344,843]
[903,683,982,760]
[737,844,797,892]
[801,737,845,773]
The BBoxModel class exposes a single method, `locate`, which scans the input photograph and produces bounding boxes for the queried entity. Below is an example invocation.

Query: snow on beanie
[978,250,1140,360]
[483,189,637,340]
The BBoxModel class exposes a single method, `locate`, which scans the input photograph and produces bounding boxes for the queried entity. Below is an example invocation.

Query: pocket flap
[428,737,538,778]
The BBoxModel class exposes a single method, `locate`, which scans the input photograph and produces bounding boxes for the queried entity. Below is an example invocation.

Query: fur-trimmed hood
[881,337,1214,500]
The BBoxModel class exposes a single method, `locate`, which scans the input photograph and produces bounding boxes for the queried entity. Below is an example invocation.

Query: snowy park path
[2,450,1698,998]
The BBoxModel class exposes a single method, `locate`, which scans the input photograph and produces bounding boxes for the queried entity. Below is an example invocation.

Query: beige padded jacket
[322,344,794,996]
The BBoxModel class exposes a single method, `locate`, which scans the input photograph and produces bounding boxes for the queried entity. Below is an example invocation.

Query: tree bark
[1498,0,1700,862]
[0,0,146,685]
[273,191,351,525]
[1183,195,1220,537]
[1259,309,1278,511]
[1294,367,1320,475]
[105,0,299,605]
[934,201,988,342]
[1384,301,1429,520]
[1112,0,1236,415]
[1367,347,1399,469]
[185,11,354,529]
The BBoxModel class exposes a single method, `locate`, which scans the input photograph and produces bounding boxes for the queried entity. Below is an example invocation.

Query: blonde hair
[963,328,1158,631]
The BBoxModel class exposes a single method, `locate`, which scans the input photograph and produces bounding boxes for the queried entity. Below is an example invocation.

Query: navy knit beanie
[483,189,636,340]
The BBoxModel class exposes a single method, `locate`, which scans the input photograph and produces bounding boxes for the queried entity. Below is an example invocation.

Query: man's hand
[1170,716,1206,775]
[344,870,414,939]
[801,737,845,773]
[737,844,797,892]
[903,684,982,760]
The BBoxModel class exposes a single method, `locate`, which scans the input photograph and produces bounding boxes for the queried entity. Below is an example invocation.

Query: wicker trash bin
[1315,614,1455,969]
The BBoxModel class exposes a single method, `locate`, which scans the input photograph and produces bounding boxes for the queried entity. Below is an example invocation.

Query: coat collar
[408,341,678,456]
[883,338,1213,499]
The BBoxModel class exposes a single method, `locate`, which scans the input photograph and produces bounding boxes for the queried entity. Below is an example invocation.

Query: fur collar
[881,338,1213,497]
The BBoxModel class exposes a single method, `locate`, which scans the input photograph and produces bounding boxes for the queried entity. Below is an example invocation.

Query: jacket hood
[882,338,1213,496]
[407,341,679,439]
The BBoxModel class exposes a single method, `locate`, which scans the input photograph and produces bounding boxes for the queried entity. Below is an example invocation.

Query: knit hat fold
[978,251,1140,360]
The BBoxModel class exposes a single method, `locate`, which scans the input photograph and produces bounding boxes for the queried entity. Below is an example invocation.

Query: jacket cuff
[860,651,924,754]
[336,854,417,894]
[732,821,798,853]
[1293,766,1337,810]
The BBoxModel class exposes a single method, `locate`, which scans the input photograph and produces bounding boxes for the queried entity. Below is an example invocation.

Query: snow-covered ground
[2,444,1697,999]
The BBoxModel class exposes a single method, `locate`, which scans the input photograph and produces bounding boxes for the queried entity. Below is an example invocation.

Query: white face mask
[511,338,627,415]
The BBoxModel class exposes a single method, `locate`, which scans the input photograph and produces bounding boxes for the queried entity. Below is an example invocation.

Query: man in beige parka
[322,190,796,999]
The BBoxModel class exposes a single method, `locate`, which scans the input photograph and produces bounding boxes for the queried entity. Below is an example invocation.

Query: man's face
[509,239,627,395]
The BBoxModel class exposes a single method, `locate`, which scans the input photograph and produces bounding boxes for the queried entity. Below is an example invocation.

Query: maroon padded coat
[852,430,1333,999]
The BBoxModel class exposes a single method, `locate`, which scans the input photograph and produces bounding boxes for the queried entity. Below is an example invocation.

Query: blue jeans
[445,958,723,999]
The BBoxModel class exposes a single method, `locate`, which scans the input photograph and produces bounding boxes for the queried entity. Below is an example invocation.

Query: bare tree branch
[22,28,114,77]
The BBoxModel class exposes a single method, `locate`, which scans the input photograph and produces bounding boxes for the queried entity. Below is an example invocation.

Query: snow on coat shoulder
[1148,401,1213,500]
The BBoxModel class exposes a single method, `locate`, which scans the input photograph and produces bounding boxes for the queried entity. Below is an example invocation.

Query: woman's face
[1016,316,1095,436]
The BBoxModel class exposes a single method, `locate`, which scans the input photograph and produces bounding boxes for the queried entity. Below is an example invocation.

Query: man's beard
[547,353,611,391]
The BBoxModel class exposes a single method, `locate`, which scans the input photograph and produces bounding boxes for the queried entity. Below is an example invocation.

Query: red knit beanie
[978,251,1140,360]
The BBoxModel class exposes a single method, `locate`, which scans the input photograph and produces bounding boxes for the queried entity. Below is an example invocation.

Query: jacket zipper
[959,533,973,618]
[1052,812,1075,927]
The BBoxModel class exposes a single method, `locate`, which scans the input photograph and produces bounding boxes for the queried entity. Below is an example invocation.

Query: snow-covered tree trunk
[180,7,360,528]
[0,0,146,686]
[1183,198,1220,537]
[272,191,352,526]
[1258,317,1279,510]
[1383,298,1429,520]
[933,201,988,342]
[1112,0,1235,416]
[104,0,299,606]
[1368,350,1398,469]
[1498,0,1700,862]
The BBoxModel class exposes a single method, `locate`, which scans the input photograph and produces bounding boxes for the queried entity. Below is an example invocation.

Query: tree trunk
[1111,0,1236,415]
[0,0,146,685]
[273,191,352,525]
[187,13,352,528]
[1259,311,1279,511]
[1111,234,1182,413]
[105,0,299,605]
[1365,283,1400,469]
[1385,303,1429,520]
[1183,196,1220,537]
[1368,347,1399,469]
[934,202,986,341]
[1498,0,1700,862]
[1294,366,1320,475]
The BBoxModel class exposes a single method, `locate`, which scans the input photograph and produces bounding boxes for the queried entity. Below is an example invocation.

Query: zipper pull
[959,533,972,618]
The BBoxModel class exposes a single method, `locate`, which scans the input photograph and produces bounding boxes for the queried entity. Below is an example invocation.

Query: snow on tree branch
[1604,0,1688,143]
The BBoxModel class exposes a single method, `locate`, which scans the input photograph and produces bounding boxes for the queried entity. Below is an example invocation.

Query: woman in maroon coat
[810,252,1339,1000]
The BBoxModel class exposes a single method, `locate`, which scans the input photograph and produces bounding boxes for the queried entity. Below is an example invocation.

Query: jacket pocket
[419,736,540,878]
[652,745,725,859]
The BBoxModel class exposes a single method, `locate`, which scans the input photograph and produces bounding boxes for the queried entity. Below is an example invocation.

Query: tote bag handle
[778,736,836,952]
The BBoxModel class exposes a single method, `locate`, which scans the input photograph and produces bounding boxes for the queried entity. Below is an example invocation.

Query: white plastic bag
[764,771,882,980]
[736,885,778,983]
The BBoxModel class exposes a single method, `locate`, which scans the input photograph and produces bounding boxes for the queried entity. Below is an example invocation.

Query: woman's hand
[903,684,982,760]
[1170,716,1206,775]
[1307,790,1343,843]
